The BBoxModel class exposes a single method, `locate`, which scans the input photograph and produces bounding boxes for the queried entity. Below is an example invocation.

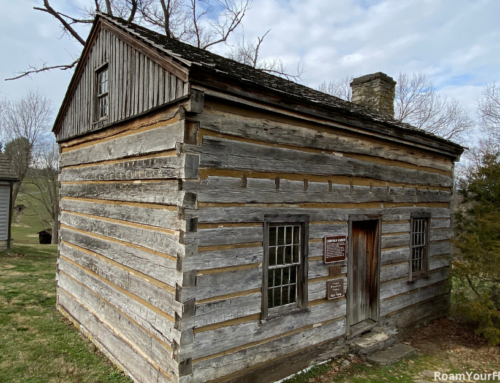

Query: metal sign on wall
[326,279,344,300]
[323,235,347,264]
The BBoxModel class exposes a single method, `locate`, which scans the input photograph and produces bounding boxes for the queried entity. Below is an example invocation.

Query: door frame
[346,214,382,334]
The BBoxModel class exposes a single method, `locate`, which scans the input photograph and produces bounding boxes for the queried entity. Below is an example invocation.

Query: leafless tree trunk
[25,142,60,244]
[0,91,53,216]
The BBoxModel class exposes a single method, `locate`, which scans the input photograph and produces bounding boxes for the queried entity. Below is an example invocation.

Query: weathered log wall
[57,104,196,383]
[177,98,455,383]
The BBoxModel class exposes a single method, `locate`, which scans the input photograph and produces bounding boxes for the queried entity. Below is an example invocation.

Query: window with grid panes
[268,224,301,308]
[262,215,309,319]
[410,216,429,279]
[97,67,109,119]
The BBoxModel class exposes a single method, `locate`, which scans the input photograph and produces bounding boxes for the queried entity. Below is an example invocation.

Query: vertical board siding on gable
[57,28,188,142]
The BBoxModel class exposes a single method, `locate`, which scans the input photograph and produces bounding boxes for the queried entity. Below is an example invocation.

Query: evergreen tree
[453,152,500,345]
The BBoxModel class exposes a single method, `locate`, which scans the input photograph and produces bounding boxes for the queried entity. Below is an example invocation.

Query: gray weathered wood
[61,211,182,260]
[60,180,195,208]
[60,120,185,167]
[380,254,451,282]
[196,108,454,173]
[189,317,346,383]
[185,136,453,187]
[380,280,449,316]
[60,241,182,316]
[60,198,185,230]
[182,300,345,361]
[57,287,176,382]
[182,292,262,331]
[182,268,262,302]
[191,206,451,224]
[60,227,181,287]
[186,177,451,205]
[380,267,449,300]
[58,258,179,345]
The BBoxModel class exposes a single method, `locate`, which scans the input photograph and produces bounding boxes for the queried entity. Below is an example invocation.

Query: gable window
[262,215,309,319]
[410,213,430,281]
[96,66,109,119]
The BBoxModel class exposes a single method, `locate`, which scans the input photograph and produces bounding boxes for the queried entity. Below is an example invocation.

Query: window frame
[262,214,309,320]
[409,212,431,282]
[95,64,109,121]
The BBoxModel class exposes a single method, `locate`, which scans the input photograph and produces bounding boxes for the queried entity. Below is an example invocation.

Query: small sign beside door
[323,235,347,264]
[326,279,344,300]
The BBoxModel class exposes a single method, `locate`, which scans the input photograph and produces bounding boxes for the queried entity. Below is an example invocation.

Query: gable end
[54,19,190,142]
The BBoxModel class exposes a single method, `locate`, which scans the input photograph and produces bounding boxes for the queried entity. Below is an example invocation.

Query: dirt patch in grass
[284,318,500,383]
[406,317,500,373]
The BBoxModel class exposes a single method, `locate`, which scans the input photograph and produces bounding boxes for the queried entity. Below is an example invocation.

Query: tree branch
[128,0,138,22]
[105,0,113,15]
[5,59,79,81]
[34,1,86,45]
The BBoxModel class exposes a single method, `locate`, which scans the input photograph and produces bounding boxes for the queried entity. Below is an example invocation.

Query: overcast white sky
[1,0,499,127]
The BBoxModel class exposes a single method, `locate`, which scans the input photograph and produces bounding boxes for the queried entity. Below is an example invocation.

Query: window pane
[269,247,276,267]
[269,227,277,247]
[293,226,300,244]
[293,244,300,263]
[268,269,274,288]
[99,95,108,118]
[290,266,297,283]
[278,227,285,246]
[277,246,284,265]
[98,69,108,95]
[290,283,296,303]
[286,226,293,245]
[283,266,290,284]
[266,223,303,310]
[285,246,292,264]
[274,288,281,307]
[268,289,274,308]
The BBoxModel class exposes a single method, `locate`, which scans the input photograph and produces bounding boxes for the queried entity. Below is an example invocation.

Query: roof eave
[189,66,464,160]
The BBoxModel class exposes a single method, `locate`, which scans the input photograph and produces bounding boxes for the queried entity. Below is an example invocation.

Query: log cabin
[53,13,464,383]
[0,153,18,251]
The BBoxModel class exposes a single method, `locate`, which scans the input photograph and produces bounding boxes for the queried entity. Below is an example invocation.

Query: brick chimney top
[350,72,396,118]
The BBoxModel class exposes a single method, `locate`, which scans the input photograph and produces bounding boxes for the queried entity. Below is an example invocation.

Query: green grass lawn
[1,189,132,382]
[11,183,57,245]
[0,244,132,383]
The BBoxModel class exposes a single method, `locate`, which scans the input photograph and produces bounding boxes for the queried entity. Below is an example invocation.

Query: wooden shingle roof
[98,13,463,155]
[0,153,18,181]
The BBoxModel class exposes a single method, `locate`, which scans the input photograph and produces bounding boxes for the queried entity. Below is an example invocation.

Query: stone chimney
[350,72,396,118]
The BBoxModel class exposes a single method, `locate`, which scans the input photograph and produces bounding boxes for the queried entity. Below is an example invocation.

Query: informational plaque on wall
[326,279,344,300]
[323,235,347,264]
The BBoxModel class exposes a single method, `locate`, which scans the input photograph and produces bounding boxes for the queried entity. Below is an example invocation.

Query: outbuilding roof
[0,153,19,181]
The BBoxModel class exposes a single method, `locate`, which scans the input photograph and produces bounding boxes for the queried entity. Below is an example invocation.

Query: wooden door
[350,220,379,325]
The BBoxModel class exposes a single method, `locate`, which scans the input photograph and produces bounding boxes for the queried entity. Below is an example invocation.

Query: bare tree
[317,75,353,101]
[227,30,303,81]
[394,72,473,142]
[0,91,53,214]
[7,0,251,81]
[319,72,473,142]
[25,141,60,244]
[478,82,500,141]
